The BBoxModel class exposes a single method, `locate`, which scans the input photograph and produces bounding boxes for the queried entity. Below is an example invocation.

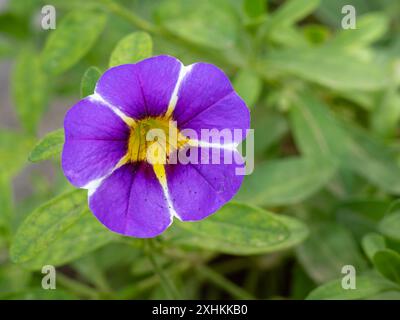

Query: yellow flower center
[122,116,188,165]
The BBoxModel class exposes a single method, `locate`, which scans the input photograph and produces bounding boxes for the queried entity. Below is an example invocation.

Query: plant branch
[99,0,159,33]
[145,240,182,300]
[196,264,255,300]
[57,273,99,299]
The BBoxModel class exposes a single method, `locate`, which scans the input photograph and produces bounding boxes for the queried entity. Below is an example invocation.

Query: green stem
[145,240,182,300]
[196,264,255,300]
[117,262,189,299]
[57,273,99,299]
[99,0,159,33]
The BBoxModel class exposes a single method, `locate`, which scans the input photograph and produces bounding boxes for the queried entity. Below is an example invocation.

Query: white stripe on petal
[163,184,181,221]
[165,63,193,118]
[89,93,135,126]
[152,163,181,221]
[85,176,107,197]
[84,154,129,197]
[188,139,239,151]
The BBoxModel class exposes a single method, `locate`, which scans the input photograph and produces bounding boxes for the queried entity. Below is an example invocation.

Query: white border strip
[165,63,193,117]
[89,93,133,124]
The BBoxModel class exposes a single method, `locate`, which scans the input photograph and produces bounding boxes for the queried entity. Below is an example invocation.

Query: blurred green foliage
[1,0,400,300]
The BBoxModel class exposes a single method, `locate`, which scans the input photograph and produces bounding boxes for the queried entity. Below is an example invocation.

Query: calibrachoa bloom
[62,55,250,238]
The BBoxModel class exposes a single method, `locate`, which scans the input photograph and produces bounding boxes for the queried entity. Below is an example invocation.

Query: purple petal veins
[166,146,245,221]
[173,63,250,144]
[89,163,172,238]
[62,97,129,188]
[95,56,182,119]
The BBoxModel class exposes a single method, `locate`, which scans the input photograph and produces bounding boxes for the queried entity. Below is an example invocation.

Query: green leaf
[335,200,389,240]
[296,223,368,283]
[233,69,262,108]
[155,0,238,49]
[259,0,320,38]
[345,124,400,194]
[316,0,377,28]
[371,90,400,138]
[307,272,399,300]
[109,31,153,67]
[8,0,42,17]
[269,25,309,48]
[12,49,47,135]
[373,250,400,285]
[366,291,400,300]
[0,37,13,58]
[243,0,266,19]
[362,233,386,262]
[252,109,288,157]
[28,129,64,162]
[290,92,349,158]
[0,264,31,292]
[0,174,13,233]
[80,66,102,98]
[264,48,389,91]
[0,130,34,179]
[10,190,115,269]
[290,91,400,194]
[328,13,389,49]
[41,9,107,75]
[302,24,330,45]
[0,12,30,39]
[167,202,308,255]
[236,157,335,206]
[379,211,400,241]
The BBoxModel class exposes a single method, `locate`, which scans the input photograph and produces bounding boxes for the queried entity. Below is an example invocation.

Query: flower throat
[123,116,188,165]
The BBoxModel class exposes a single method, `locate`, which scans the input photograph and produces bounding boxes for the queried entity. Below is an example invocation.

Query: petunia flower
[62,55,250,238]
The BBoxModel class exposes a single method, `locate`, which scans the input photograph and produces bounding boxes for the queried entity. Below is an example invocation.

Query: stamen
[124,116,189,165]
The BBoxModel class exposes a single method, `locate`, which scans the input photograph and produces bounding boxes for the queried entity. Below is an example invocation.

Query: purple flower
[62,55,250,238]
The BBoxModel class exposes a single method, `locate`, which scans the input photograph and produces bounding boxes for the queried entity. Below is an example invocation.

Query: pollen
[122,116,188,165]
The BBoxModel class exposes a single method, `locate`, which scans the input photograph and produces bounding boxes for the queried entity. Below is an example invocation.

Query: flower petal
[165,146,244,221]
[95,55,182,119]
[173,63,250,144]
[62,97,129,188]
[89,163,172,238]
